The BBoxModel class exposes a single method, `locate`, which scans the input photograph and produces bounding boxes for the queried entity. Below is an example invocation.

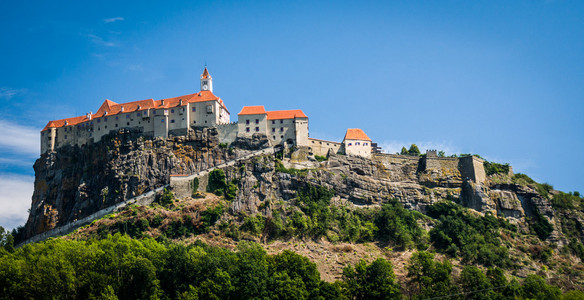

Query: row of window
[246,127,286,132]
[245,119,286,125]
[347,142,369,146]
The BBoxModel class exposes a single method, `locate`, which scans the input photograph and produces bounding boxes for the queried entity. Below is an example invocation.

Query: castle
[41,68,374,157]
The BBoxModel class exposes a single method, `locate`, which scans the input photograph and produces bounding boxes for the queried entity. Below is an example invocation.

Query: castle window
[64,135,67,140]
[255,119,259,124]
[126,115,130,119]
[171,120,175,123]
[255,127,259,132]
[246,127,250,132]
[127,122,130,126]
[171,109,175,113]
[137,112,141,117]
[280,120,283,124]
[97,119,100,123]
[280,127,283,132]
[192,107,196,112]
[272,120,275,124]
[272,128,275,132]
[273,136,275,139]
[161,119,164,123]
[153,110,156,114]
[348,143,352,146]
[104,117,107,122]
[356,142,360,145]
[116,116,119,120]
[280,135,283,138]
[246,120,250,125]
[115,124,118,127]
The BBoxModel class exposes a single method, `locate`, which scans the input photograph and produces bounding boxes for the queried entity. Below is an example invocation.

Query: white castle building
[41,68,374,158]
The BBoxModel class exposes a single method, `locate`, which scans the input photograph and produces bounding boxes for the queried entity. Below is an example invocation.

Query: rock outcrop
[24,131,563,245]
[23,127,238,239]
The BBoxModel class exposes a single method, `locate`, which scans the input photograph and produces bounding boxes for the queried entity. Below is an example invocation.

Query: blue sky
[1,0,583,229]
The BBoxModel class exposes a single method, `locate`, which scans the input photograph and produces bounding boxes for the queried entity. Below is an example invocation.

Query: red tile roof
[42,90,229,131]
[238,106,266,115]
[201,67,211,79]
[266,110,307,120]
[343,128,371,141]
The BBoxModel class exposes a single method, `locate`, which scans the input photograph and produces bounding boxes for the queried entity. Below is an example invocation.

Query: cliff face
[24,128,237,239]
[24,131,563,245]
[214,152,564,244]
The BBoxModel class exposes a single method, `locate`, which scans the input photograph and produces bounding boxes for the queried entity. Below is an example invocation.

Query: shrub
[484,161,510,176]
[192,177,199,194]
[314,155,327,162]
[207,169,227,194]
[158,188,175,206]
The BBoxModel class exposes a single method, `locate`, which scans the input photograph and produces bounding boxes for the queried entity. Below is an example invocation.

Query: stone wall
[424,157,459,170]
[308,138,341,157]
[18,185,166,247]
[217,123,238,144]
[459,156,487,184]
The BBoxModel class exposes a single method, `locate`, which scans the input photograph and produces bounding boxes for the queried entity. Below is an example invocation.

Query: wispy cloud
[0,120,40,157]
[84,33,117,47]
[0,87,27,100]
[0,174,33,230]
[103,17,124,24]
[379,140,460,156]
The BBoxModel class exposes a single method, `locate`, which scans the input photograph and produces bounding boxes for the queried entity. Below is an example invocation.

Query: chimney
[137,105,141,110]
[179,99,183,105]
[161,99,165,106]
[121,106,124,112]
[104,111,108,116]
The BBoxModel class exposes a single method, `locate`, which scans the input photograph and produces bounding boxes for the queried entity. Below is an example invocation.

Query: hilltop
[2,128,584,298]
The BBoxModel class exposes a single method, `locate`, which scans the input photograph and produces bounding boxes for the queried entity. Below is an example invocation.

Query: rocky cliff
[24,130,567,247]
[23,127,241,239]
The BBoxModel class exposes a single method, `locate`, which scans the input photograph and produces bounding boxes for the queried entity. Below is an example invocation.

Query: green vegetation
[551,191,583,210]
[427,201,516,267]
[483,161,510,176]
[512,173,554,198]
[191,177,199,194]
[529,210,554,240]
[235,186,427,249]
[158,188,175,206]
[314,155,328,162]
[207,169,238,200]
[342,258,401,299]
[408,144,421,156]
[275,159,310,176]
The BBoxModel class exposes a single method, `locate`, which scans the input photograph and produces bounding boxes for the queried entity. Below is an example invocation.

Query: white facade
[41,68,230,153]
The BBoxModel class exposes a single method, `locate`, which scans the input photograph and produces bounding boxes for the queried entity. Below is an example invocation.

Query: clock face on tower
[203,84,208,90]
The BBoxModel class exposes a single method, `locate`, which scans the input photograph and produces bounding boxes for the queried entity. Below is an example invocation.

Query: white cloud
[0,87,27,100]
[103,17,124,23]
[0,120,40,157]
[0,174,33,230]
[379,140,460,156]
[84,34,117,47]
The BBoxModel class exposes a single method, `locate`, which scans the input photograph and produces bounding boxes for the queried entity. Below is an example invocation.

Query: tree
[342,258,401,299]
[460,266,492,300]
[207,169,227,195]
[408,144,421,156]
[400,147,408,155]
[406,251,456,299]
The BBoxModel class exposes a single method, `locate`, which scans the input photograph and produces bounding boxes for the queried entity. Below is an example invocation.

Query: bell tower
[200,67,213,92]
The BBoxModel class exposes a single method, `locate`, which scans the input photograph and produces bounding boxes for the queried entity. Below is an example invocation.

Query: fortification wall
[217,123,238,144]
[18,186,166,247]
[170,147,275,199]
[308,138,341,157]
[458,156,486,184]
[425,157,459,170]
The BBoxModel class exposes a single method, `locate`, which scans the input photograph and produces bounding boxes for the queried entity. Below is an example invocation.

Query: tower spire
[200,67,213,92]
